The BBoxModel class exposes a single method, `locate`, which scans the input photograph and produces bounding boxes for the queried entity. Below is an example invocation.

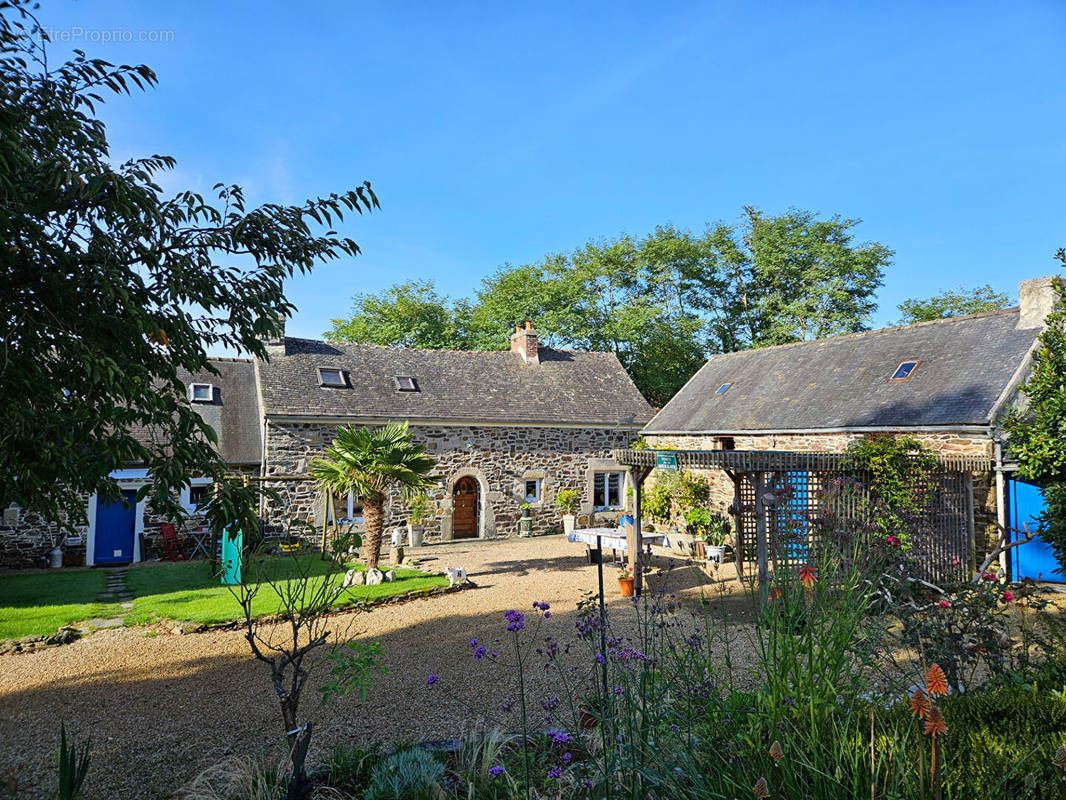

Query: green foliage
[1003,265,1066,571]
[406,493,432,525]
[313,743,382,794]
[311,422,438,568]
[641,481,672,524]
[0,3,377,531]
[324,280,468,349]
[897,284,1011,324]
[554,488,580,516]
[55,724,90,800]
[319,640,388,706]
[365,748,445,800]
[845,435,937,549]
[326,212,892,405]
[644,470,710,530]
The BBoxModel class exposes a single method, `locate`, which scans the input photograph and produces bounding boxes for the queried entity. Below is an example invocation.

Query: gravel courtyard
[0,535,749,799]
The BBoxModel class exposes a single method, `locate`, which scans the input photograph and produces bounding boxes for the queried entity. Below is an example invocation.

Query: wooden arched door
[452,476,479,539]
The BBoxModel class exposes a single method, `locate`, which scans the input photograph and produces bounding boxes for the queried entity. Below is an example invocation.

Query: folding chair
[160,523,187,561]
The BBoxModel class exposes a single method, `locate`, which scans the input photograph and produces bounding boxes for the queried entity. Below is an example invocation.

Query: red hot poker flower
[798,565,817,589]
[923,706,947,737]
[909,687,930,719]
[925,663,949,697]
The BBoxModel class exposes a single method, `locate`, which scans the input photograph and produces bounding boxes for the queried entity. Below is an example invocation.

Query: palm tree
[310,422,437,569]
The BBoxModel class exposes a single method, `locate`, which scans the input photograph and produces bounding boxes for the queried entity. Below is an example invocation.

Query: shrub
[313,743,381,793]
[407,494,431,525]
[554,489,579,516]
[365,747,445,800]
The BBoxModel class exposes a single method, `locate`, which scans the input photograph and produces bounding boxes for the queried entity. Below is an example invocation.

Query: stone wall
[261,421,641,542]
[642,431,999,562]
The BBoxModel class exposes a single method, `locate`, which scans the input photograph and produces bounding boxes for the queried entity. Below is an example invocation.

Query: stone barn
[640,276,1059,577]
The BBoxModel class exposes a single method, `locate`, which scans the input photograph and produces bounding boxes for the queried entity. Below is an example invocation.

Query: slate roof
[645,308,1040,434]
[176,358,263,464]
[257,338,655,427]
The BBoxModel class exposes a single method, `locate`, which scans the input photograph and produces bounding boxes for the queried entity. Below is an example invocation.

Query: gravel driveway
[0,535,750,799]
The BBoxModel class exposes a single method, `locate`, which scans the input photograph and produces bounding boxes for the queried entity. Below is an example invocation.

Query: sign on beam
[655,452,679,471]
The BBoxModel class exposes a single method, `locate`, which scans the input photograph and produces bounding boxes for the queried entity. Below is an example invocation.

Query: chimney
[510,321,539,364]
[1017,276,1060,329]
[263,315,287,358]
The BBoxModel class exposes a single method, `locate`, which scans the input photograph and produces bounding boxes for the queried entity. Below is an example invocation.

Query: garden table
[568,528,669,563]
[186,527,212,560]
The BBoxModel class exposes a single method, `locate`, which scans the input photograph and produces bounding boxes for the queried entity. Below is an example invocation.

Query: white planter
[562,514,576,536]
[706,545,726,565]
[407,524,424,548]
[49,547,64,569]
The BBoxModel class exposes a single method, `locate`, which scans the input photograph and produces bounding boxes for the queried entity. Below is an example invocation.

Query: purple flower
[562,752,572,764]
[489,765,505,778]
[544,611,551,618]
[533,601,551,611]
[490,651,499,659]
[469,639,478,648]
[595,653,606,664]
[670,724,680,733]
[547,767,562,780]
[582,778,594,788]
[426,674,439,685]
[548,730,572,746]
[614,685,624,695]
[505,609,526,632]
[473,645,487,662]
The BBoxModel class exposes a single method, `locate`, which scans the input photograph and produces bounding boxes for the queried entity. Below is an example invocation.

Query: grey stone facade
[262,421,641,541]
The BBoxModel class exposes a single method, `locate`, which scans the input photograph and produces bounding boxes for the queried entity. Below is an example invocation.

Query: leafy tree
[326,210,891,405]
[897,285,1011,324]
[310,422,437,569]
[740,207,892,345]
[1002,254,1066,571]
[323,280,469,349]
[0,2,377,529]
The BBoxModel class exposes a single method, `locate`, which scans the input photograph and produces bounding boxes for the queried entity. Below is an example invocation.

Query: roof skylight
[190,383,213,402]
[395,376,419,392]
[714,383,731,396]
[317,367,346,387]
[889,360,920,382]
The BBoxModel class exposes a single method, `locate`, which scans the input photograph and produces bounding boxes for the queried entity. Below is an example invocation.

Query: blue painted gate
[1009,479,1062,582]
[95,490,137,564]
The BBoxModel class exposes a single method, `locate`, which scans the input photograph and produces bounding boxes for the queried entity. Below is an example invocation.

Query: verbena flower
[505,609,526,632]
[547,766,562,780]
[489,765,505,778]
[548,730,572,746]
[426,674,439,685]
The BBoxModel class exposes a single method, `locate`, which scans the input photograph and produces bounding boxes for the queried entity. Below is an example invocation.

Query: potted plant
[683,506,712,560]
[703,512,732,565]
[407,493,431,547]
[518,502,533,536]
[617,563,634,597]
[554,488,580,536]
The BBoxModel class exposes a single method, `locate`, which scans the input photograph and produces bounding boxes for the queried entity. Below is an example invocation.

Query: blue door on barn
[1009,479,1062,582]
[95,490,137,564]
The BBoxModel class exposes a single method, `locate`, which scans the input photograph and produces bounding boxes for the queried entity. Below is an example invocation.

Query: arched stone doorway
[452,476,480,539]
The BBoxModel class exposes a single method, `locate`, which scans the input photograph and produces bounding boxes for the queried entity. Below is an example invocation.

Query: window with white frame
[593,472,624,510]
[524,478,542,503]
[188,484,210,508]
[189,383,213,402]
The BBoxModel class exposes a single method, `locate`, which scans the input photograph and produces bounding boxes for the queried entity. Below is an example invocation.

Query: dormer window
[190,383,213,403]
[395,376,419,392]
[889,360,920,382]
[317,367,346,387]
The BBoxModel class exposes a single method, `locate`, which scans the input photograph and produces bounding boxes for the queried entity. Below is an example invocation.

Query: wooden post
[728,471,744,581]
[627,467,651,596]
[755,472,769,608]
[964,472,976,579]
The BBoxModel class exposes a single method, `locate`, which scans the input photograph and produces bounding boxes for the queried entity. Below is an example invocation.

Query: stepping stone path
[86,567,134,630]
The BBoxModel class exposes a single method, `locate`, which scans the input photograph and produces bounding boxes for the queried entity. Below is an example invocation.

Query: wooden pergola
[614,448,992,601]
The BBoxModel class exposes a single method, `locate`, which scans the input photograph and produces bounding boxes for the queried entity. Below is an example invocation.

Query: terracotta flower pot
[618,577,635,597]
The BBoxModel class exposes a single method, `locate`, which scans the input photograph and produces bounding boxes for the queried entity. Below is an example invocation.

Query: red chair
[161,523,187,561]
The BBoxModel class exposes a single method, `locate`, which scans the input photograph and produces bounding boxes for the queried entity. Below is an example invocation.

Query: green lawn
[124,555,449,626]
[0,569,122,639]
[0,556,449,638]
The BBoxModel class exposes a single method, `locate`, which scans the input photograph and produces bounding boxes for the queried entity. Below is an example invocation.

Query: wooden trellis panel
[733,469,970,584]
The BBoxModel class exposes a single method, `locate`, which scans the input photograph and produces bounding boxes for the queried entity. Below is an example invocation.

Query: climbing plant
[844,435,937,550]
[1002,257,1066,572]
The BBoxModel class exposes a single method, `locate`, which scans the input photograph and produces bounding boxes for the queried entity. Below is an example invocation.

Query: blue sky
[37,1,1066,342]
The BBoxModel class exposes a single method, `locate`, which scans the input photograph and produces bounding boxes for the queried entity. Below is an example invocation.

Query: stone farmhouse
[0,323,653,567]
[640,276,1059,575]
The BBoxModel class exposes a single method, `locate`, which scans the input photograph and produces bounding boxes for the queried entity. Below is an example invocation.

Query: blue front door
[95,490,137,564]
[1009,479,1062,582]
